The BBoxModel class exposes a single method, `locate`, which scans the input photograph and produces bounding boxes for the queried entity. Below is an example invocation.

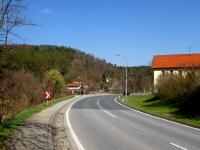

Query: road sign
[45,91,51,100]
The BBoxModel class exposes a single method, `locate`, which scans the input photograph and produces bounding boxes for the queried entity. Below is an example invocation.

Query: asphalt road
[68,95,200,150]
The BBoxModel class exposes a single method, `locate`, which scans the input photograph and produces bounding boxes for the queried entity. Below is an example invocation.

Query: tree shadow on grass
[171,109,200,120]
[144,95,160,102]
[144,96,200,120]
[144,97,176,108]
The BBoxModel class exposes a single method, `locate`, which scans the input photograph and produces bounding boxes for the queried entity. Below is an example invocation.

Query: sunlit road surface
[67,95,200,150]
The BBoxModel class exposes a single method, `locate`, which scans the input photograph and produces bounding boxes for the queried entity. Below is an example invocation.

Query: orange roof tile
[66,82,81,87]
[152,53,200,69]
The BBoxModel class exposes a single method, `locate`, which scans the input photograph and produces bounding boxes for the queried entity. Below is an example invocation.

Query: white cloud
[42,8,51,14]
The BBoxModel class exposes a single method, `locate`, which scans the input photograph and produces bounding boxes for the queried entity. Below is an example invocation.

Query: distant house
[152,53,200,86]
[66,82,84,95]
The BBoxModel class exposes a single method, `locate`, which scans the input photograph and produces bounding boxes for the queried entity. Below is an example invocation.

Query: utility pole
[186,46,192,54]
[115,53,128,103]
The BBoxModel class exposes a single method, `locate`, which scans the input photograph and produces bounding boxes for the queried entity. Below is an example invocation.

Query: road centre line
[170,143,188,150]
[97,98,118,119]
[97,98,103,109]
[104,110,118,118]
[97,99,100,106]
[114,97,200,131]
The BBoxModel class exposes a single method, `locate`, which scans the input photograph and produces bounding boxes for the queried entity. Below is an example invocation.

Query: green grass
[119,94,200,128]
[0,95,74,142]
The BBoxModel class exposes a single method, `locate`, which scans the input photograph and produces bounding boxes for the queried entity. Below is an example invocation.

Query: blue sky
[16,0,200,66]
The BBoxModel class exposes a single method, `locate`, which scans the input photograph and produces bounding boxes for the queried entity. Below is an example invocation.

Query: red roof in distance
[152,53,200,69]
[66,82,81,87]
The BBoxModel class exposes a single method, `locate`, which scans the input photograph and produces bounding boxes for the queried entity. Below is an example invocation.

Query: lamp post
[115,53,128,103]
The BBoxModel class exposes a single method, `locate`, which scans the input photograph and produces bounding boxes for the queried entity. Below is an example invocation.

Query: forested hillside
[0,45,153,122]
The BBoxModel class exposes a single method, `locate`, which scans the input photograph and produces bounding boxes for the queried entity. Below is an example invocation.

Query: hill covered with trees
[0,45,153,122]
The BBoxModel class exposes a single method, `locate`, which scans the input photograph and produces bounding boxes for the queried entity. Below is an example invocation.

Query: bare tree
[0,0,33,50]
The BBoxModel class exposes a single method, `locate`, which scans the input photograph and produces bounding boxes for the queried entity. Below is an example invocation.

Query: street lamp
[115,53,128,103]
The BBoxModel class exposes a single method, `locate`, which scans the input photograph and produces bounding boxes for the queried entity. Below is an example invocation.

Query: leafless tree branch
[0,0,34,50]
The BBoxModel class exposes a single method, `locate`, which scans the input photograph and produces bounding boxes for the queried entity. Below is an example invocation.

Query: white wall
[154,69,181,86]
[154,70,162,86]
[173,70,179,74]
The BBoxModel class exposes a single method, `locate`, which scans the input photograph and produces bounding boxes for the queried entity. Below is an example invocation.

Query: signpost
[45,91,51,105]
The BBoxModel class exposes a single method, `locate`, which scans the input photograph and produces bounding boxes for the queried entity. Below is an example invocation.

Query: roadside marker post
[45,91,51,106]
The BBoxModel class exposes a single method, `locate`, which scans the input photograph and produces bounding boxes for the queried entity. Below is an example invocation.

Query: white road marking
[170,143,187,150]
[114,97,200,131]
[97,98,103,109]
[97,98,118,119]
[97,99,100,106]
[66,100,85,150]
[104,110,118,118]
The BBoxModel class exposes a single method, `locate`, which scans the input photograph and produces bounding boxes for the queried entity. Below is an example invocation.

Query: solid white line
[170,143,187,150]
[114,97,200,131]
[104,110,118,118]
[66,100,85,150]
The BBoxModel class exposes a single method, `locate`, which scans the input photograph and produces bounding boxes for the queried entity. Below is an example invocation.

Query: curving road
[68,95,200,150]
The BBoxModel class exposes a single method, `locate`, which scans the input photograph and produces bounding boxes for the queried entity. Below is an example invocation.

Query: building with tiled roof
[66,81,84,95]
[152,53,200,86]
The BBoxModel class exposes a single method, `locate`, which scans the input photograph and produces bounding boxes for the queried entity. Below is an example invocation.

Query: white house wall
[173,70,179,74]
[154,69,182,86]
[154,70,162,86]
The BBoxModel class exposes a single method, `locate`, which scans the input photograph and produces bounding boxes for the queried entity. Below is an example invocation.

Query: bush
[156,74,184,99]
[156,71,200,98]
[0,70,43,123]
[179,86,200,115]
[43,69,65,97]
[155,71,200,114]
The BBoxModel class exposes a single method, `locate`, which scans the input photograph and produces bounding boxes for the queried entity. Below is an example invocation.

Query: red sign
[45,91,51,100]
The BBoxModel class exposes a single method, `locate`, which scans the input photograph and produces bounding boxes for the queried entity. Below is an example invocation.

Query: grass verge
[0,95,74,142]
[119,94,200,128]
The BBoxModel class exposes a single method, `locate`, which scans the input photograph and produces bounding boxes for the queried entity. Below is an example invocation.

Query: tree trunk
[0,0,4,28]
[0,116,2,124]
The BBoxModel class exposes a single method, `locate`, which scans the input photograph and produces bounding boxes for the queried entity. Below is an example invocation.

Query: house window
[170,70,173,74]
